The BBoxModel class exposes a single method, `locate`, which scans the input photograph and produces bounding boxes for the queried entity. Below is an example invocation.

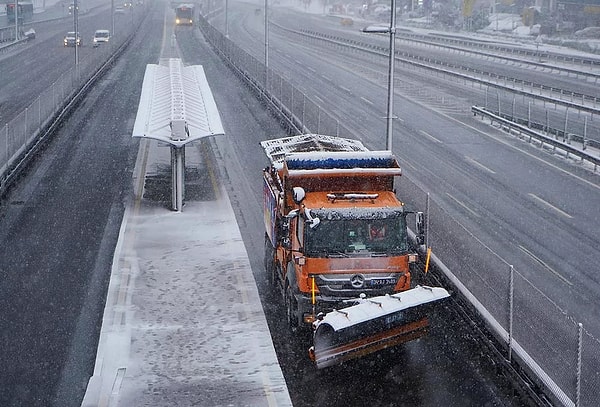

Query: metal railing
[472,105,600,172]
[289,26,600,114]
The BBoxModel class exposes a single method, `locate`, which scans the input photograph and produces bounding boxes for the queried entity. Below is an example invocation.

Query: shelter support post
[171,146,186,212]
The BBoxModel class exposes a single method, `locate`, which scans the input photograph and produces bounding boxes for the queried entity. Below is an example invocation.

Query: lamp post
[15,0,19,40]
[111,0,114,47]
[264,0,269,70]
[264,0,269,89]
[362,0,397,151]
[225,0,229,38]
[74,0,79,67]
[494,2,499,32]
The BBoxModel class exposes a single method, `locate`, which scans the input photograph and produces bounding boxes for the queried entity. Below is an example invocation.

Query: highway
[0,0,598,405]
[0,2,159,406]
[212,0,600,329]
[205,1,600,404]
[0,0,138,122]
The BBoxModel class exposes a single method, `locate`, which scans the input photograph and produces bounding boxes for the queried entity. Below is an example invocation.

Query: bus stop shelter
[132,58,224,211]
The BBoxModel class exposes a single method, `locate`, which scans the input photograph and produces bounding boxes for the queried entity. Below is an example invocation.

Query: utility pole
[15,0,19,40]
[264,0,269,69]
[74,0,79,67]
[225,0,229,37]
[111,0,114,45]
[361,0,398,151]
[385,0,397,151]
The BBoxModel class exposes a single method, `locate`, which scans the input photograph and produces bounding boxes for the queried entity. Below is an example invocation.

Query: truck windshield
[304,217,409,256]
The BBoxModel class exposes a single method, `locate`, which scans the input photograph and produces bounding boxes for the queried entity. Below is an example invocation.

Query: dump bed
[261,134,402,194]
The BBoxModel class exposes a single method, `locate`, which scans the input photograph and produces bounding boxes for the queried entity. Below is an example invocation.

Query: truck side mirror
[292,187,305,204]
[415,211,425,246]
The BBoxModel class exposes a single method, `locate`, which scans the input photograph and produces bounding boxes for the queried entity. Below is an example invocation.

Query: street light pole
[264,0,269,69]
[74,0,79,67]
[385,0,397,151]
[15,0,19,40]
[110,0,114,44]
[264,0,269,86]
[225,0,229,38]
[362,0,397,151]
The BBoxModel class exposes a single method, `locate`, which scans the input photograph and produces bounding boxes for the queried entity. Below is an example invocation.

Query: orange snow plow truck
[262,134,449,368]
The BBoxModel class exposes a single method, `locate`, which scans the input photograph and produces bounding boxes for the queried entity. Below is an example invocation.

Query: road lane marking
[340,85,352,94]
[439,106,600,191]
[528,193,573,219]
[446,193,480,217]
[519,245,572,286]
[420,130,442,143]
[361,97,374,105]
[465,156,496,174]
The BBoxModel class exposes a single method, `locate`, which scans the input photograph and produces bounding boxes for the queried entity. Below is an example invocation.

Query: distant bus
[6,2,34,23]
[175,4,194,25]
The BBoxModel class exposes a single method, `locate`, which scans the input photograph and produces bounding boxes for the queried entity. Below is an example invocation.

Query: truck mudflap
[309,285,450,369]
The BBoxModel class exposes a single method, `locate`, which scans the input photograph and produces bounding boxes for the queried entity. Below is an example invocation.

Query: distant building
[556,0,600,29]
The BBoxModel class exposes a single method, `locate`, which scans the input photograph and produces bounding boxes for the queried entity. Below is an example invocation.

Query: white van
[93,29,110,47]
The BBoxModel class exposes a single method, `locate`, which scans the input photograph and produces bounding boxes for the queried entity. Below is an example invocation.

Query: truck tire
[285,284,299,331]
[264,233,276,287]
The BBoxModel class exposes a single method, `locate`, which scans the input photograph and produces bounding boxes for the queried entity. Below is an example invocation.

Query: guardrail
[325,25,600,84]
[0,24,33,50]
[284,26,600,115]
[398,30,600,69]
[472,105,600,172]
[279,24,600,145]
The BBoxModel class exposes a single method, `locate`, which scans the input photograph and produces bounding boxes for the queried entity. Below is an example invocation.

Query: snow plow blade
[310,285,450,369]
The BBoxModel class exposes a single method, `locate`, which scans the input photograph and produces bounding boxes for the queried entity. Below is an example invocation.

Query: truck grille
[315,273,401,297]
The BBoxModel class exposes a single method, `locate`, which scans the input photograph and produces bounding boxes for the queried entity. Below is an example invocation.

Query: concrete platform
[81,138,292,406]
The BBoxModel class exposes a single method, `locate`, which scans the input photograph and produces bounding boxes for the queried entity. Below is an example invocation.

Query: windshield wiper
[328,250,349,258]
[309,248,348,258]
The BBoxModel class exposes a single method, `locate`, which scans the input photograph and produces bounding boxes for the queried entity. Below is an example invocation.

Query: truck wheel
[285,284,299,331]
[264,234,276,287]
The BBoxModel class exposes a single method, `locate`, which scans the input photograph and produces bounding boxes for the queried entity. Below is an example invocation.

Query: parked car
[114,6,125,14]
[63,31,81,47]
[93,29,110,47]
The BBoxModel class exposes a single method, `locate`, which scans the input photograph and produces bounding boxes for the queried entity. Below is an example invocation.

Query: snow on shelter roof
[132,58,224,147]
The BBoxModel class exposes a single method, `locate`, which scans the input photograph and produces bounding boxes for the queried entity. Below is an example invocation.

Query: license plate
[370,278,397,286]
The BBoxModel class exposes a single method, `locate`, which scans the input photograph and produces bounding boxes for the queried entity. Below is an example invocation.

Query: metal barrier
[472,105,600,172]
